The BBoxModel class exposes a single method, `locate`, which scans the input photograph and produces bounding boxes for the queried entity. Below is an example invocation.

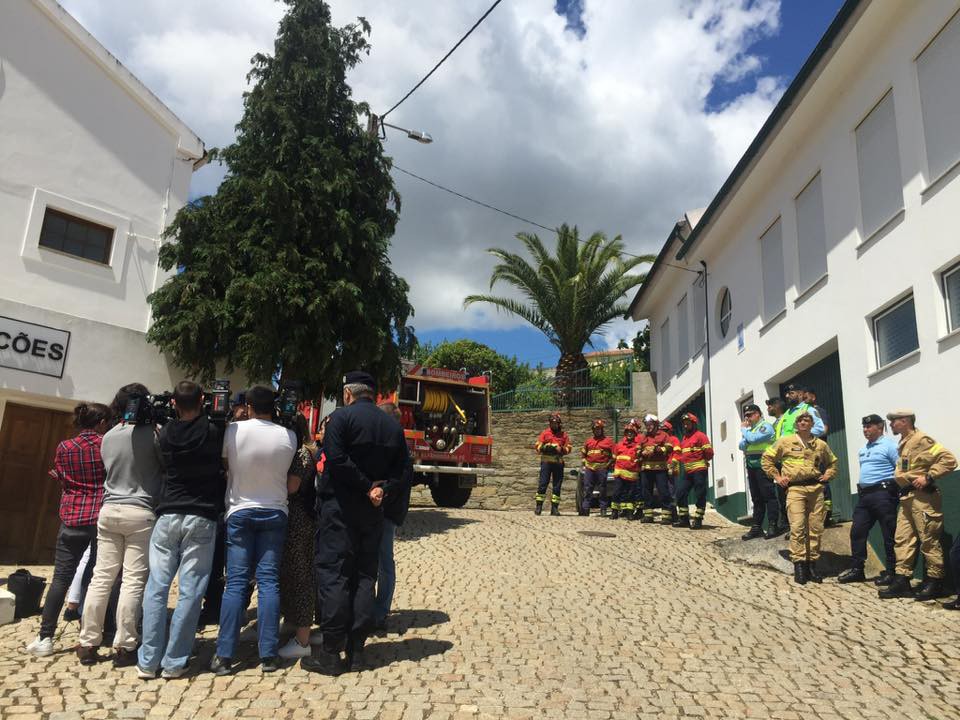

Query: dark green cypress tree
[148,0,414,395]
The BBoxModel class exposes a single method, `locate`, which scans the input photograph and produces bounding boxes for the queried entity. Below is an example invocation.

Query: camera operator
[137,381,225,679]
[210,385,298,675]
[77,384,163,667]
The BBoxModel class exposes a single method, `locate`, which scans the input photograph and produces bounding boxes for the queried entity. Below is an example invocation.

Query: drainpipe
[700,260,716,492]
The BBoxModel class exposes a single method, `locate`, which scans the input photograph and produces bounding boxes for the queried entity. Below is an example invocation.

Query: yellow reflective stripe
[930,443,944,456]
[781,458,806,466]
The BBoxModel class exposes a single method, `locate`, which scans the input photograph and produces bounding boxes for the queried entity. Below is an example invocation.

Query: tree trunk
[554,352,588,408]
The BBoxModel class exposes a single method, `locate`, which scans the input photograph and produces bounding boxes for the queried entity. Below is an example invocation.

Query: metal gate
[779,352,852,520]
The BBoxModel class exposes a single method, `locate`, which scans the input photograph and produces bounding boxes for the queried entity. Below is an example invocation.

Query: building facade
[630,0,960,536]
[0,0,205,560]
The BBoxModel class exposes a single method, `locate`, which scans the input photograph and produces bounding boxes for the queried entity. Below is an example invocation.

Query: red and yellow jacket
[667,434,681,474]
[639,431,674,472]
[678,430,713,473]
[612,437,641,481]
[536,429,571,464]
[581,436,615,471]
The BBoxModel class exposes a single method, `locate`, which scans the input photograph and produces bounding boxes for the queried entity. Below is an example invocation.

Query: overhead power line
[381,0,505,120]
[391,164,698,273]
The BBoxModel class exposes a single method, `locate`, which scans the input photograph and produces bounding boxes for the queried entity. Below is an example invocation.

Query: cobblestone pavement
[3,508,960,719]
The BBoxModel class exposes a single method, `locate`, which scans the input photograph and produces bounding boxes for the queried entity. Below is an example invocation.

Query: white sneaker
[136,666,158,680]
[277,637,311,659]
[308,630,324,646]
[161,666,188,679]
[24,636,54,657]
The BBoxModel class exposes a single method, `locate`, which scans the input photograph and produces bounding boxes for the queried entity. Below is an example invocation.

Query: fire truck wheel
[430,478,473,508]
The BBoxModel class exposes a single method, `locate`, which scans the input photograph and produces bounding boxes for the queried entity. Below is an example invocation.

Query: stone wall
[412,372,659,512]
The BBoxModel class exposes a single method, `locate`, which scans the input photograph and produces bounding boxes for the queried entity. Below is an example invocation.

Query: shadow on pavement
[397,509,479,540]
[362,638,453,670]
[387,608,450,634]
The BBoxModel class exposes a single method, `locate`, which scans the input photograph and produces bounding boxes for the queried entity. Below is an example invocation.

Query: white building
[0,0,205,560]
[629,0,960,527]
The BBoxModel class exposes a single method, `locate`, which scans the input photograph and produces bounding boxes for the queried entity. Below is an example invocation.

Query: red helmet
[549,413,562,425]
[682,412,699,425]
[661,420,673,432]
[592,418,605,429]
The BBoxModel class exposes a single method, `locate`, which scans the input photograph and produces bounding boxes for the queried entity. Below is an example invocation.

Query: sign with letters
[0,316,71,378]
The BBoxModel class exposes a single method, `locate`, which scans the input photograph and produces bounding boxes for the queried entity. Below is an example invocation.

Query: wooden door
[0,403,75,563]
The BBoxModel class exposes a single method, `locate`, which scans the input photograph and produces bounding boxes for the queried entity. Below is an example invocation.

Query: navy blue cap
[343,371,376,389]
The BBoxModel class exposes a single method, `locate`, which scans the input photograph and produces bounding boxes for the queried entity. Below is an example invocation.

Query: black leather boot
[793,562,808,585]
[941,596,960,610]
[690,517,703,530]
[878,575,914,599]
[534,501,543,516]
[837,567,866,584]
[914,579,942,601]
[609,508,619,520]
[806,562,823,583]
[550,503,560,517]
[673,515,690,528]
[741,526,763,541]
[874,569,895,587]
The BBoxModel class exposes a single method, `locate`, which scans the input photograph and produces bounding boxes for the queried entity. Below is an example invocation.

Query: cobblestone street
[3,507,960,719]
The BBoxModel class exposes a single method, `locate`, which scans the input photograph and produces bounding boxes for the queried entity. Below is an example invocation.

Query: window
[676,294,689,365]
[943,262,960,333]
[691,277,705,351]
[855,92,904,238]
[660,317,671,378]
[873,296,919,368]
[917,10,960,181]
[759,219,785,321]
[795,173,828,290]
[38,208,113,264]
[717,287,732,338]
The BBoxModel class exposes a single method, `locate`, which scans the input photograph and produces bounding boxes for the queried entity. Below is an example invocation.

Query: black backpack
[6,569,46,619]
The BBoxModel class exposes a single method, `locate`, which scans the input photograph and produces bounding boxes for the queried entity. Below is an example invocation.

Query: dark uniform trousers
[641,470,673,514]
[849,481,898,572]
[314,497,383,653]
[581,468,609,511]
[951,534,960,588]
[537,462,564,500]
[746,465,779,530]
[676,470,708,513]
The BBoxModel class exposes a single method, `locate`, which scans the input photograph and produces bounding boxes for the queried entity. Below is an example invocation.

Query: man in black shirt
[137,381,225,679]
[304,371,408,675]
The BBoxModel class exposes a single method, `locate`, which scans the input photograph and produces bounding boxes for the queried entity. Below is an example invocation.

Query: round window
[717,287,732,338]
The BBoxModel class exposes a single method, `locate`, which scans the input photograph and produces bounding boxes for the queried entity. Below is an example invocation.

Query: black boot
[690,516,703,530]
[764,525,786,540]
[600,506,608,517]
[941,596,960,610]
[550,503,560,517]
[914,578,942,601]
[793,562,808,585]
[673,515,690,528]
[874,569,895,587]
[806,562,823,583]
[609,508,619,520]
[741,526,763,541]
[837,567,866,584]
[534,501,543,516]
[640,513,654,524]
[878,575,914,599]
[578,507,589,517]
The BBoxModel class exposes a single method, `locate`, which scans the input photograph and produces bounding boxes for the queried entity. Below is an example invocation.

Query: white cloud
[60,0,785,348]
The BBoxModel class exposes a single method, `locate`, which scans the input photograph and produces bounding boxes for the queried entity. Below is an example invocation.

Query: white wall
[641,0,960,502]
[0,0,195,333]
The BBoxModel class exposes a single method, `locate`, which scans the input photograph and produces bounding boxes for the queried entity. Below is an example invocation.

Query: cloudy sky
[62,0,843,367]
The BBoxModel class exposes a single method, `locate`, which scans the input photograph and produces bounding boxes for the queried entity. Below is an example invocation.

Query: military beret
[343,370,376,389]
[862,414,884,426]
[886,409,915,420]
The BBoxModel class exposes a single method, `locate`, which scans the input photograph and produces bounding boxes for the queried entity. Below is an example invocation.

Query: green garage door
[780,352,852,520]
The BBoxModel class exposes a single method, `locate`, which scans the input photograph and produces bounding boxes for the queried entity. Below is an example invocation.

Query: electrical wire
[381,0,505,121]
[392,164,696,274]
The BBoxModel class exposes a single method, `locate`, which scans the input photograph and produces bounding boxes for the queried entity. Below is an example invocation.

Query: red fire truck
[393,364,495,507]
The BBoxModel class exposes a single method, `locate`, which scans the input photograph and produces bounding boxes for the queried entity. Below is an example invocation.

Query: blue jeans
[374,519,396,624]
[216,508,288,659]
[138,514,216,672]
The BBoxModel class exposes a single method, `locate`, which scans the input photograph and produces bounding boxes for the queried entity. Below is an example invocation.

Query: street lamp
[367,114,433,144]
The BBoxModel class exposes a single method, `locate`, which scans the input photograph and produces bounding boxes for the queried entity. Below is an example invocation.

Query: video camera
[274,380,303,429]
[121,379,233,426]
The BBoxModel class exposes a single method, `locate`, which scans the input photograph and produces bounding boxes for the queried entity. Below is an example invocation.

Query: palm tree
[464,224,654,401]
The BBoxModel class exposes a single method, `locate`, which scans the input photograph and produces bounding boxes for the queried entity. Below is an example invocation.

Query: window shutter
[856,92,904,237]
[795,173,828,290]
[677,294,689,364]
[660,317,671,379]
[917,11,960,180]
[760,219,785,321]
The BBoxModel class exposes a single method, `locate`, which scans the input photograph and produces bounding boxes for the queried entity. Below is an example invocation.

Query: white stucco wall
[0,1,204,415]
[638,0,960,505]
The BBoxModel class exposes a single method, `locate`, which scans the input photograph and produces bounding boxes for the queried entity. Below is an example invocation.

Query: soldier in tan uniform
[761,412,838,585]
[878,410,958,601]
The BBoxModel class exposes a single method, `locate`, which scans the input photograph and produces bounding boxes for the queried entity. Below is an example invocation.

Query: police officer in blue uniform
[303,371,409,675]
[837,414,899,585]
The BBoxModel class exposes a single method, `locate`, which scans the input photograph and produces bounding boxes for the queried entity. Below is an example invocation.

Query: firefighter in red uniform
[610,420,641,520]
[580,419,615,517]
[535,413,572,516]
[674,413,714,529]
[640,415,675,524]
[662,420,680,516]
